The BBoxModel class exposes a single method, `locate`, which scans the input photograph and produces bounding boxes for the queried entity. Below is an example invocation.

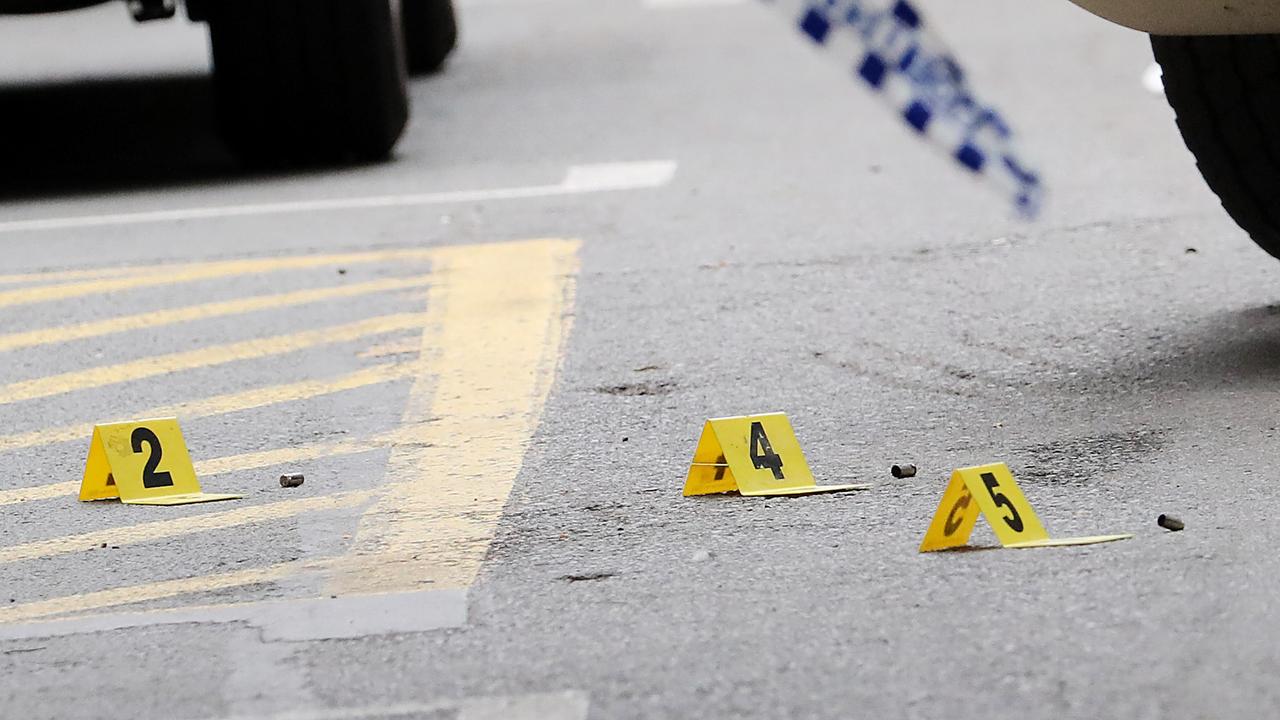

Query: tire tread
[208,0,408,165]
[1152,34,1280,258]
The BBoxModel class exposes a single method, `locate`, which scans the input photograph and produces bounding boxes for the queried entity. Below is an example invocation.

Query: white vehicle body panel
[1069,0,1280,35]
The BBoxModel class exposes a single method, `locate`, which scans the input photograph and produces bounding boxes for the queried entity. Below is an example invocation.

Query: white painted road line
[192,691,590,720]
[457,692,591,720]
[561,159,678,190]
[645,0,745,6]
[0,161,678,234]
[0,587,469,642]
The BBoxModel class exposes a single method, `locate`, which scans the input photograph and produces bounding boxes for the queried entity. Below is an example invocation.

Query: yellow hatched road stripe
[0,492,372,566]
[0,312,424,406]
[330,237,580,593]
[0,237,579,622]
[194,433,393,476]
[0,247,446,309]
[0,561,305,624]
[0,481,81,506]
[0,361,417,456]
[0,266,142,287]
[0,275,428,353]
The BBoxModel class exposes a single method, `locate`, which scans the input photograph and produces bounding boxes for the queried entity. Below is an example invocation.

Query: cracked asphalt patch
[594,380,678,397]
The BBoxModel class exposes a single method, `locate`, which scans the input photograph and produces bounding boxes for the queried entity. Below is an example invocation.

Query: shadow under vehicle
[0,0,458,164]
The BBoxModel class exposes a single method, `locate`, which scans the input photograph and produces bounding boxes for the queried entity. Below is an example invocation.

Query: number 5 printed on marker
[980,471,1023,532]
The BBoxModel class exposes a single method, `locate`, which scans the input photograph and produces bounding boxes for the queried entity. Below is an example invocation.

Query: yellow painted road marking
[0,313,424,406]
[358,337,422,359]
[331,237,580,593]
[0,237,578,619]
[0,276,428,353]
[195,434,391,476]
[0,361,418,456]
[0,266,142,287]
[0,561,304,624]
[0,247,445,310]
[0,493,371,566]
[0,481,81,506]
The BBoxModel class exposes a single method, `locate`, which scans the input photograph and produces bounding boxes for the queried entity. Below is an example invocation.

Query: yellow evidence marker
[683,413,867,497]
[919,462,1131,552]
[79,418,242,505]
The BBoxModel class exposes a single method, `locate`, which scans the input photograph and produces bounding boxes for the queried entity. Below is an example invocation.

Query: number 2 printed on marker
[131,426,175,489]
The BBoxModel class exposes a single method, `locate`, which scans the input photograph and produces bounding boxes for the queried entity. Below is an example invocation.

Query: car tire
[1151,35,1280,259]
[402,0,459,75]
[207,0,409,165]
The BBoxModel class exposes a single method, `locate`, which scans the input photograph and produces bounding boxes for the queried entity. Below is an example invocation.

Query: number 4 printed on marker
[682,413,864,497]
[749,421,785,480]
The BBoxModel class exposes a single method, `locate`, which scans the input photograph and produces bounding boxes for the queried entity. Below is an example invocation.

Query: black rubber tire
[1151,35,1280,259]
[207,0,409,165]
[402,0,458,75]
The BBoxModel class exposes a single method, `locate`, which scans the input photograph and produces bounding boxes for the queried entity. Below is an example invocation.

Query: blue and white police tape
[764,0,1045,218]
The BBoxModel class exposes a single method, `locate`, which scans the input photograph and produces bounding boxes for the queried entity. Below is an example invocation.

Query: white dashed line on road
[645,0,745,6]
[202,691,590,720]
[0,160,678,234]
[0,588,470,642]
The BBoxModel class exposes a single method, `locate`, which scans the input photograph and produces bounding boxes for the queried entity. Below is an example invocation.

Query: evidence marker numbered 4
[919,463,1130,552]
[684,412,867,497]
[79,418,241,506]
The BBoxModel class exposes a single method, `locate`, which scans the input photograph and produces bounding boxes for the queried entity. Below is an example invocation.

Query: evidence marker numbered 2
[79,418,242,506]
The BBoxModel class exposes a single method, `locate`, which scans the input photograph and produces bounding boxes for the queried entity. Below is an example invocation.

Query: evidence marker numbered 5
[79,417,241,506]
[919,463,1130,552]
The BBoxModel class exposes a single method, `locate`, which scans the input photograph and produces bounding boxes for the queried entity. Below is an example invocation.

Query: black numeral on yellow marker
[713,454,728,481]
[981,471,1023,532]
[748,422,785,480]
[943,492,971,536]
[131,427,175,489]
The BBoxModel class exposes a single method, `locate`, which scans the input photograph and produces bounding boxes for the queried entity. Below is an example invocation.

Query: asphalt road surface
[0,1,1276,719]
